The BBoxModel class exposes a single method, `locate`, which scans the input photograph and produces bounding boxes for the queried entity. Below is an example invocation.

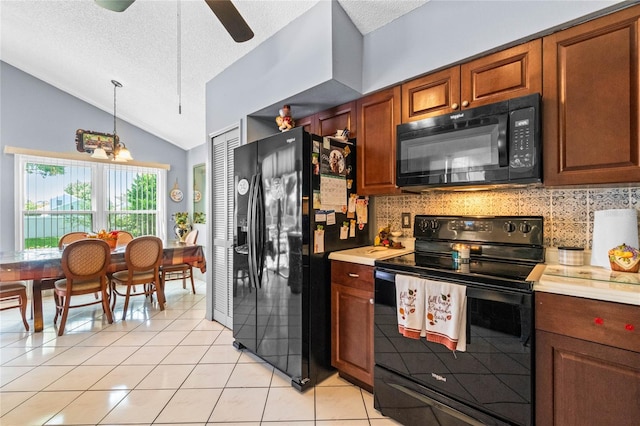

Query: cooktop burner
[375,252,538,290]
[375,215,545,291]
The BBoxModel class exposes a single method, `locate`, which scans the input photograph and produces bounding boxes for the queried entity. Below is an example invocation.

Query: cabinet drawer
[331,261,374,292]
[536,292,640,353]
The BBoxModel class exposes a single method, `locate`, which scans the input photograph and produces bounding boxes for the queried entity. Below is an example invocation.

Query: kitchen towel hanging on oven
[396,275,426,339]
[424,279,467,352]
[396,275,467,352]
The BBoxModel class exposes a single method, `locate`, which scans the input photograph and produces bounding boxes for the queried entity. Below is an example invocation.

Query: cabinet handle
[369,298,374,305]
[625,323,635,331]
[451,103,459,110]
[462,100,470,107]
[348,273,359,278]
[594,317,604,325]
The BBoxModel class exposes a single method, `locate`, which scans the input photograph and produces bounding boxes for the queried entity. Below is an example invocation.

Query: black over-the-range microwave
[396,93,541,191]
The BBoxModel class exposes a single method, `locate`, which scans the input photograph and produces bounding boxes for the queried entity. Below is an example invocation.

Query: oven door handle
[375,269,531,306]
[388,383,485,426]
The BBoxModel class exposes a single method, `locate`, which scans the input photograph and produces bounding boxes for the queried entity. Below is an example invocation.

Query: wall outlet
[401,212,411,228]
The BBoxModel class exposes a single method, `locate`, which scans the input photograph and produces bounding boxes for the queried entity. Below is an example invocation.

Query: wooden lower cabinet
[331,261,374,391]
[535,292,640,426]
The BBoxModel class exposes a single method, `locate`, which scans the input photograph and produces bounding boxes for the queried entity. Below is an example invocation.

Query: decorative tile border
[374,186,640,249]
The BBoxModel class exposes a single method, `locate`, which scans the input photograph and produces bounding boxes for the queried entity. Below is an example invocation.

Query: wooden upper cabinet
[316,101,357,138]
[356,86,402,195]
[402,40,542,122]
[401,67,460,122]
[295,114,315,134]
[460,39,541,108]
[543,4,640,185]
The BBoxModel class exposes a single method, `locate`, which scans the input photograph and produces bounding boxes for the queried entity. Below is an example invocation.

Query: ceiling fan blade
[205,0,254,43]
[94,0,136,12]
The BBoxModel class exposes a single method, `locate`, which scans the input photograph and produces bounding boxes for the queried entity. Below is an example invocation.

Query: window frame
[15,154,167,250]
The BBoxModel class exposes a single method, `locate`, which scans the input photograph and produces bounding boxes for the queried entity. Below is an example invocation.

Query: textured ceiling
[0,0,427,150]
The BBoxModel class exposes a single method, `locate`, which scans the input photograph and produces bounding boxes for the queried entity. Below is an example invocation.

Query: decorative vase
[174,224,191,243]
[104,238,117,250]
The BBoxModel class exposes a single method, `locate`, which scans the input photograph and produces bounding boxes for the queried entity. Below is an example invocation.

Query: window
[16,155,166,250]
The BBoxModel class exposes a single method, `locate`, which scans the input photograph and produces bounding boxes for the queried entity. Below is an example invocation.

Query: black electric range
[373,215,544,426]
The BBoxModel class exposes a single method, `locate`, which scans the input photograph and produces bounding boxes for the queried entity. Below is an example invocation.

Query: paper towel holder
[591,208,639,269]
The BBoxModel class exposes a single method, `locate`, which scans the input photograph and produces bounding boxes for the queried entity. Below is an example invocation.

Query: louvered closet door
[210,126,240,328]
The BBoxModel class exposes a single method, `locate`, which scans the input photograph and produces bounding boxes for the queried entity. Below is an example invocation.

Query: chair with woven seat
[116,231,134,248]
[36,231,91,305]
[53,239,113,336]
[58,231,88,248]
[161,229,199,294]
[0,281,30,331]
[110,236,165,320]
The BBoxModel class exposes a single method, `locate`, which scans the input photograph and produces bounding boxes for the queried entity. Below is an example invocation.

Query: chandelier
[91,80,133,162]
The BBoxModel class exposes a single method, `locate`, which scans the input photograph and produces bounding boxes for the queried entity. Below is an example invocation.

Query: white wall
[0,61,189,251]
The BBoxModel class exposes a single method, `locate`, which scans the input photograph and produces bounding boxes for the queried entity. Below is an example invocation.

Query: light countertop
[329,239,414,266]
[535,263,640,306]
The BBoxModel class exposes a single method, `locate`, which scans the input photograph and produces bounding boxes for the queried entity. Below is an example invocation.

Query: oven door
[374,269,533,426]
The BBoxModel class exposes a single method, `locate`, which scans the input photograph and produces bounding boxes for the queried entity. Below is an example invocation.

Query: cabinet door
[331,281,374,389]
[295,114,315,134]
[543,5,640,185]
[536,330,640,426]
[316,101,357,138]
[460,39,542,108]
[356,86,402,195]
[401,67,461,122]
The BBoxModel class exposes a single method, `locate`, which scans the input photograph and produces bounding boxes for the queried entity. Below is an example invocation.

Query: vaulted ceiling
[0,0,428,150]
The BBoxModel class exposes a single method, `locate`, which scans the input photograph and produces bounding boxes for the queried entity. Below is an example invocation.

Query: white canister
[558,247,584,266]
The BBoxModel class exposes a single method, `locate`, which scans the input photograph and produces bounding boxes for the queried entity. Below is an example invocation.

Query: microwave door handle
[499,115,509,167]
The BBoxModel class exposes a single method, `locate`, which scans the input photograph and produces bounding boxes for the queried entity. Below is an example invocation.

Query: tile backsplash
[374,186,640,249]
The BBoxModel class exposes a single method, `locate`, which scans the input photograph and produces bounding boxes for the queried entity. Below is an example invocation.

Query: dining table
[0,241,207,332]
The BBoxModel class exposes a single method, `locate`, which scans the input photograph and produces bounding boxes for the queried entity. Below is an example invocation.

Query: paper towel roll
[591,209,639,269]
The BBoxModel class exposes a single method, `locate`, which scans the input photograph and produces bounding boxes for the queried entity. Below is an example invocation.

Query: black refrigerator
[232,127,368,391]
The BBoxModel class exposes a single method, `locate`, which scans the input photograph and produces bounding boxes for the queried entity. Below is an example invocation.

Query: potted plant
[172,212,191,243]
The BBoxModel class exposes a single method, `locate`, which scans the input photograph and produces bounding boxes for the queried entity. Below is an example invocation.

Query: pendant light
[91,79,133,161]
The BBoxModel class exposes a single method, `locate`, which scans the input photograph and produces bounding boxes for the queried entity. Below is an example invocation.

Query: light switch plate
[401,212,411,228]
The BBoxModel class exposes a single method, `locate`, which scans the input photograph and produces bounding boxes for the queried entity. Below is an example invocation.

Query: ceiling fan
[94,0,254,43]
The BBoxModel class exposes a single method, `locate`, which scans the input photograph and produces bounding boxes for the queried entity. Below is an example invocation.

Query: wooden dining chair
[53,239,113,336]
[116,231,134,248]
[33,231,93,310]
[110,236,165,320]
[58,231,88,248]
[0,281,30,331]
[160,229,199,294]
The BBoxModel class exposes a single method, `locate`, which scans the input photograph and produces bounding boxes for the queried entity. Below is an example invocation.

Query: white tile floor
[0,279,401,425]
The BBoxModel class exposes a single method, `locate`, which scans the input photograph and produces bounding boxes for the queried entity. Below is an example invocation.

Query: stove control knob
[503,222,516,233]
[429,220,440,230]
[519,223,532,234]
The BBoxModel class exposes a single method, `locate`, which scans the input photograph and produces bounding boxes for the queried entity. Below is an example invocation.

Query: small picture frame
[75,129,117,154]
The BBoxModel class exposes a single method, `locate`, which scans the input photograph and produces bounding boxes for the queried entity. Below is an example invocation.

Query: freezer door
[255,128,306,380]
[232,142,258,352]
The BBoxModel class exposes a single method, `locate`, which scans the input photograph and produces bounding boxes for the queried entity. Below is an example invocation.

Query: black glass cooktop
[375,252,538,290]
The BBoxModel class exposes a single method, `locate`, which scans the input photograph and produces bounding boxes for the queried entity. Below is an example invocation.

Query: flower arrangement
[193,212,206,224]
[172,212,190,228]
[88,229,120,249]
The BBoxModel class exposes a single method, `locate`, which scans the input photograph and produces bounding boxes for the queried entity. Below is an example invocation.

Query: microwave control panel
[509,107,536,169]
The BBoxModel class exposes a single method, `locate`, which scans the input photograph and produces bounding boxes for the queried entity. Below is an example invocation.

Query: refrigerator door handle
[247,174,258,290]
[255,173,265,289]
